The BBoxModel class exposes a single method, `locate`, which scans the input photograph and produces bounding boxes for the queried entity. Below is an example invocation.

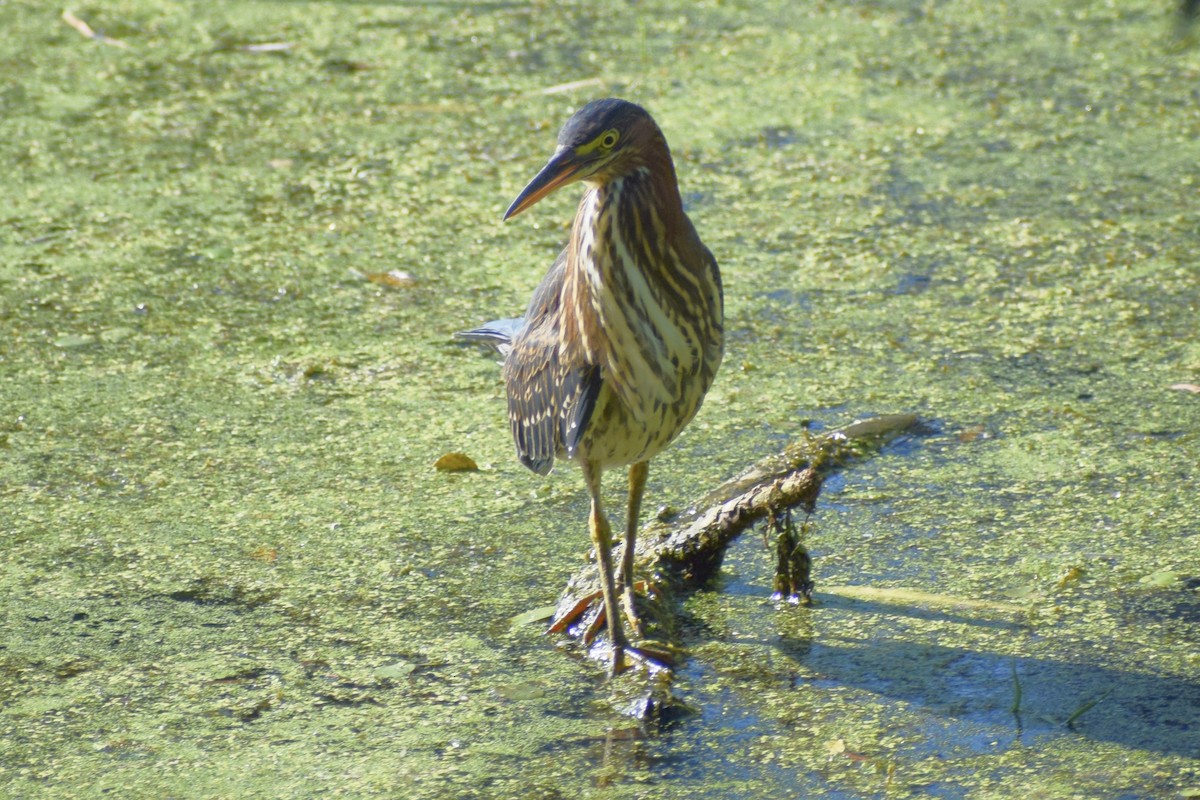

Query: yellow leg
[618,460,649,636]
[582,460,627,677]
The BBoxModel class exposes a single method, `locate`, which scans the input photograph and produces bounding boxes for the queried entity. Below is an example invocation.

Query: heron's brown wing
[503,250,601,475]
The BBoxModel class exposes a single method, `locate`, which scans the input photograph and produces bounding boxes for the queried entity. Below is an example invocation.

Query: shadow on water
[773,617,1200,759]
[532,572,1199,796]
[669,571,1200,772]
[596,587,1200,797]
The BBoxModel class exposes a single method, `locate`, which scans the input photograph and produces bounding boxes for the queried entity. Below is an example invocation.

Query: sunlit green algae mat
[2,0,1198,797]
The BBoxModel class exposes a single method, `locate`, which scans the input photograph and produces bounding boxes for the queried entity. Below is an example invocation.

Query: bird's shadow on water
[687,587,1200,760]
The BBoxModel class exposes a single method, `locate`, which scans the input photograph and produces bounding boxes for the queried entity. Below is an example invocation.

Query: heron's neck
[580,160,686,249]
[562,163,697,369]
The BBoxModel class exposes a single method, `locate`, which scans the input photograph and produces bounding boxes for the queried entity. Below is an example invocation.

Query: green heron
[460,98,723,677]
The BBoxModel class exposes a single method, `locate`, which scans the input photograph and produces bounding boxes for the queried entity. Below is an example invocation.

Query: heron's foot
[546,580,653,642]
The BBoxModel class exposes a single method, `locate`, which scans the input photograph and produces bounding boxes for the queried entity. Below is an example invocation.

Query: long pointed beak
[503,146,584,221]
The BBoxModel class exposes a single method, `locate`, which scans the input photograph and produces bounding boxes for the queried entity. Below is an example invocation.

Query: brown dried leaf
[248,546,278,563]
[957,423,990,442]
[1168,383,1200,394]
[435,452,478,472]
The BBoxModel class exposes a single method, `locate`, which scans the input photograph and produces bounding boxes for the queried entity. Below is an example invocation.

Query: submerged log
[545,413,920,708]
[657,413,919,584]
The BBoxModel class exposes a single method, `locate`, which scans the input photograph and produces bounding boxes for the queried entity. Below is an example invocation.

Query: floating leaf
[494,680,547,702]
[510,605,557,628]
[373,660,417,681]
[54,334,95,348]
[1138,570,1180,588]
[99,327,135,343]
[435,452,478,472]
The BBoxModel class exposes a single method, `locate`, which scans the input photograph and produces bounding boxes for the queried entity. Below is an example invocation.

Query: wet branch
[549,413,920,645]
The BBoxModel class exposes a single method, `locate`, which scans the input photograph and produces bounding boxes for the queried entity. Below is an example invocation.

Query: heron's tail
[455,318,525,358]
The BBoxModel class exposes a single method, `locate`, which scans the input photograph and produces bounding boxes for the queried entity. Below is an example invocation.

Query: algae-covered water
[2,1,1198,797]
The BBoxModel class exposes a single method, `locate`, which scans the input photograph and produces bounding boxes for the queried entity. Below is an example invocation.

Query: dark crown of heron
[557,99,676,185]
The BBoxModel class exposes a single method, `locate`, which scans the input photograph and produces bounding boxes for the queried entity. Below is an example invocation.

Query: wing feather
[502,250,602,475]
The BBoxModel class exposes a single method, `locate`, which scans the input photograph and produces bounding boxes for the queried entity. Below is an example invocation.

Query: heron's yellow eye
[599,129,619,150]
